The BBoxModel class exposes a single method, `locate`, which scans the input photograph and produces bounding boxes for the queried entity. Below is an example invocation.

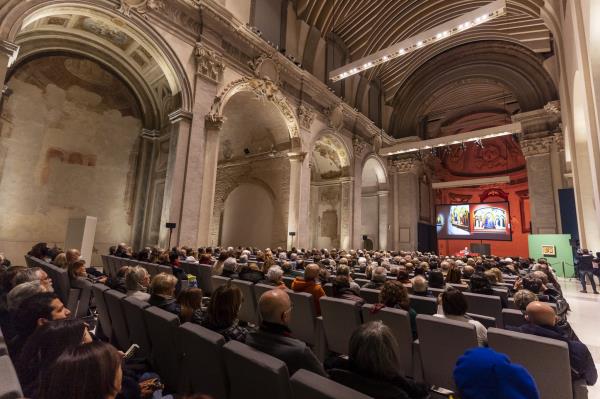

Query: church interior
[2,0,600,398]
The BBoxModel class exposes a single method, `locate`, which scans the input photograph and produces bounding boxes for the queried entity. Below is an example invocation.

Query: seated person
[8,292,71,359]
[469,273,507,307]
[177,288,204,324]
[221,257,238,278]
[454,347,539,399]
[125,266,151,301]
[462,265,475,279]
[434,288,487,347]
[378,280,418,339]
[428,270,445,289]
[201,284,248,342]
[363,266,387,289]
[12,267,53,292]
[7,281,48,313]
[331,266,364,304]
[52,253,68,269]
[397,268,412,288]
[105,266,130,294]
[246,289,326,376]
[510,302,597,385]
[148,273,180,315]
[237,263,265,284]
[68,259,107,286]
[327,321,429,399]
[260,265,286,288]
[291,263,326,315]
[412,275,434,297]
[446,267,463,284]
[16,319,93,397]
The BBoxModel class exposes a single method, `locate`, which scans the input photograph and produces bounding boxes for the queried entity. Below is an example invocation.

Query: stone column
[197,115,224,246]
[351,138,368,248]
[179,43,224,247]
[519,135,559,234]
[159,110,193,248]
[286,151,309,250]
[377,190,389,250]
[340,177,354,250]
[389,157,422,251]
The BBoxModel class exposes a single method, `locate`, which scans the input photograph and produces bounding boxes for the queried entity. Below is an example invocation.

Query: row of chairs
[92,280,370,398]
[0,326,23,399]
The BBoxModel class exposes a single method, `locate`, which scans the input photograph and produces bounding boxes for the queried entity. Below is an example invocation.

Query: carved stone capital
[325,103,344,131]
[520,135,554,157]
[168,109,193,124]
[195,43,225,83]
[512,106,561,137]
[544,100,561,115]
[205,113,225,130]
[553,131,564,150]
[353,137,368,156]
[287,151,307,162]
[297,104,315,130]
[389,156,422,174]
[0,41,19,68]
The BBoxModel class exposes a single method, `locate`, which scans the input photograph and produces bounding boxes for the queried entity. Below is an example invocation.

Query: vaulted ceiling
[294,0,551,102]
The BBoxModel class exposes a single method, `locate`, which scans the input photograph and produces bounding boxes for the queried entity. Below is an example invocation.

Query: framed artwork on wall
[542,244,556,257]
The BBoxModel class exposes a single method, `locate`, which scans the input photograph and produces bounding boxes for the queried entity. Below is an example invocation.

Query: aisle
[561,278,600,399]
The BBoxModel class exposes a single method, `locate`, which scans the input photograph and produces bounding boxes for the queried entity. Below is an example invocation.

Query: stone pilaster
[389,156,422,251]
[287,151,309,249]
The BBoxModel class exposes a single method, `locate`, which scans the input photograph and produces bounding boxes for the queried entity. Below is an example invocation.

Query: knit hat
[454,348,539,399]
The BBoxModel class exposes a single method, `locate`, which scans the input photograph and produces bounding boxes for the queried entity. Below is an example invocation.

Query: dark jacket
[201,318,249,343]
[237,269,265,284]
[148,295,180,316]
[332,281,364,304]
[327,358,429,399]
[511,323,597,385]
[363,281,385,290]
[577,254,594,272]
[245,321,326,377]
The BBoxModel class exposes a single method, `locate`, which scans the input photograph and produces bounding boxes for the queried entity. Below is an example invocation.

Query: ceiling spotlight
[443,31,449,37]
[383,56,389,61]
[399,49,405,55]
[476,17,481,23]
[417,41,423,47]
[459,23,464,29]
[436,33,443,39]
[481,14,488,20]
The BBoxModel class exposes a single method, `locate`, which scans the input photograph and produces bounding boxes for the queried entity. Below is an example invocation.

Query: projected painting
[436,202,512,241]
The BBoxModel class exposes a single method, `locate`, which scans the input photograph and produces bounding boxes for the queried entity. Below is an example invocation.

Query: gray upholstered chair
[212,275,231,292]
[91,283,112,339]
[466,312,496,329]
[409,295,437,315]
[121,296,152,358]
[179,322,228,398]
[187,263,214,294]
[223,340,292,399]
[320,296,362,354]
[104,289,130,350]
[501,308,527,328]
[463,292,503,327]
[231,279,258,324]
[416,314,478,391]
[0,355,23,399]
[289,290,317,345]
[359,287,380,304]
[290,369,373,399]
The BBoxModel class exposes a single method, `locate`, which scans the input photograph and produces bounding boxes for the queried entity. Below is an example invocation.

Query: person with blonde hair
[149,273,180,315]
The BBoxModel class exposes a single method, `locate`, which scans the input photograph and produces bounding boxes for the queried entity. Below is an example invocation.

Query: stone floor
[561,277,600,398]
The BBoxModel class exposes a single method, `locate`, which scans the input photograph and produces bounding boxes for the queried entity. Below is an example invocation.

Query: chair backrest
[501,309,527,328]
[157,264,173,275]
[416,314,478,390]
[359,287,380,304]
[288,291,317,345]
[41,262,70,304]
[230,279,258,324]
[448,283,468,292]
[24,254,35,268]
[74,278,93,318]
[290,369,373,399]
[466,313,496,329]
[409,295,437,315]
[91,283,112,340]
[121,296,151,358]
[320,297,362,354]
[100,255,110,275]
[104,289,130,350]
[0,355,23,399]
[212,275,231,292]
[463,292,503,327]
[493,287,509,304]
[223,340,291,399]
[323,283,334,296]
[142,262,159,278]
[143,306,181,392]
[179,323,228,398]
[362,304,413,377]
[187,263,214,294]
[282,276,295,288]
[508,297,517,309]
[487,327,572,399]
[429,287,444,296]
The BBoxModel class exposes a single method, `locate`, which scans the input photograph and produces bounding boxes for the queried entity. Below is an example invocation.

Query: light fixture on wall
[329,0,506,82]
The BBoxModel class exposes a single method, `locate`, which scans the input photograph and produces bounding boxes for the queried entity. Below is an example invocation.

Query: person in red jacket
[291,263,326,315]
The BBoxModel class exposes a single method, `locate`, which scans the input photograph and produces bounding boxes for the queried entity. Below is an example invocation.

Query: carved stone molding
[325,103,344,131]
[205,113,225,130]
[512,105,561,137]
[0,41,19,68]
[520,135,554,157]
[297,104,315,130]
[372,133,382,154]
[248,54,281,84]
[140,129,160,140]
[118,0,202,36]
[389,157,422,174]
[195,43,225,83]
[353,137,368,156]
[288,151,307,162]
[168,109,193,124]
[544,100,561,115]
[553,131,564,150]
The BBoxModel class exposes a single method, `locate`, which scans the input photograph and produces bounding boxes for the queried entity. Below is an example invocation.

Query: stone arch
[360,155,389,250]
[1,1,193,129]
[361,155,388,187]
[210,77,300,148]
[309,130,352,180]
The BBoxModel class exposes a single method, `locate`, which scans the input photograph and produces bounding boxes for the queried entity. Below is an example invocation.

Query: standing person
[577,249,598,294]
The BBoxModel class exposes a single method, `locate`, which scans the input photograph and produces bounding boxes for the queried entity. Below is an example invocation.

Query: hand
[98,276,108,284]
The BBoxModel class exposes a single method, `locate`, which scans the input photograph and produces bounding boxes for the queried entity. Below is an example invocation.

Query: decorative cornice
[140,129,160,140]
[544,100,561,115]
[287,152,307,162]
[195,43,225,83]
[118,0,202,39]
[297,104,315,130]
[0,41,19,68]
[205,113,225,130]
[519,135,554,157]
[168,109,193,123]
[553,131,564,150]
[389,156,422,174]
[512,103,561,137]
[353,137,368,156]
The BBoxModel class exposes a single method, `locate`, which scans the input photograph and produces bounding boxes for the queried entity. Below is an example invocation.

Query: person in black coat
[576,249,598,294]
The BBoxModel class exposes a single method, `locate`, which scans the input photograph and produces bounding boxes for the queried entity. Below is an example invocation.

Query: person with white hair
[364,266,387,289]
[125,266,151,302]
[261,265,286,289]
[222,257,239,278]
[7,280,48,311]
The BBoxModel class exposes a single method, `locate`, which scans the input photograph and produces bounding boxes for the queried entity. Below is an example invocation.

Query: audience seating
[488,327,585,399]
[409,295,437,315]
[448,283,468,292]
[354,278,370,287]
[290,369,373,399]
[466,312,496,329]
[320,297,362,354]
[0,355,23,399]
[143,306,182,392]
[223,340,291,399]
[230,279,258,324]
[184,262,213,295]
[501,308,527,327]
[361,304,413,377]
[104,289,130,350]
[463,292,503,327]
[0,327,7,356]
[282,276,295,288]
[323,283,334,297]
[74,278,93,318]
[91,283,112,340]
[121,296,152,359]
[416,314,478,391]
[179,322,228,398]
[358,287,380,304]
[212,275,231,292]
[288,291,317,346]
